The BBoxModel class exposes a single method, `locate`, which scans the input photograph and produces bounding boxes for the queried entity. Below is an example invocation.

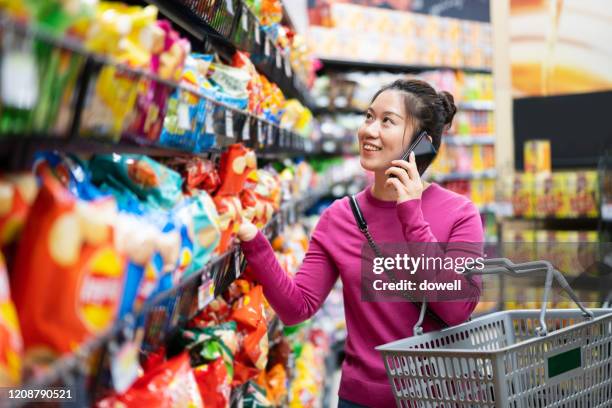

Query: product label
[198,278,215,310]
[78,247,124,333]
[242,6,249,31]
[264,38,270,57]
[276,49,282,68]
[242,119,250,141]
[255,22,261,44]
[225,0,234,15]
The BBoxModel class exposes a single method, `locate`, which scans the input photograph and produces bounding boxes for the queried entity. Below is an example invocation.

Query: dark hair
[370,79,457,152]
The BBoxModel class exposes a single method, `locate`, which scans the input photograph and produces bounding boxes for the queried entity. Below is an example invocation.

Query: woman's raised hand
[237,220,259,242]
[384,151,424,204]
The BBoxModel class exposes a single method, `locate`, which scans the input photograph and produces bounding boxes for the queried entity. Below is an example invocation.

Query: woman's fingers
[385,176,403,192]
[385,166,411,186]
[406,151,420,180]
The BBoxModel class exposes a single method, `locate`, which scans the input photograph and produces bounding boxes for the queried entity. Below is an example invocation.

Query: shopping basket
[376,258,612,408]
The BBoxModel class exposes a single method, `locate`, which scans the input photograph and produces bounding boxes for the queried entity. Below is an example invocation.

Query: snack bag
[231,285,265,331]
[0,251,22,386]
[181,158,221,195]
[232,51,264,115]
[182,322,238,377]
[11,170,124,363]
[217,144,257,196]
[256,364,287,406]
[242,381,274,408]
[90,154,183,210]
[178,193,221,276]
[0,174,38,246]
[97,353,203,408]
[241,319,269,371]
[193,358,231,407]
[213,195,243,254]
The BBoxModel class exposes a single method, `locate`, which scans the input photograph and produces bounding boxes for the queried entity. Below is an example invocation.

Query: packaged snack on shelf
[231,285,266,331]
[90,154,183,210]
[0,174,38,246]
[11,170,124,364]
[179,193,221,276]
[534,172,560,218]
[217,144,258,196]
[512,173,535,218]
[524,140,551,174]
[97,353,203,408]
[213,195,243,254]
[182,321,238,372]
[570,171,599,218]
[242,380,274,407]
[193,358,232,407]
[232,51,265,116]
[0,251,22,386]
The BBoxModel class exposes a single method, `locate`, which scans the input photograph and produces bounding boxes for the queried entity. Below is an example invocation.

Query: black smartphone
[391,130,438,177]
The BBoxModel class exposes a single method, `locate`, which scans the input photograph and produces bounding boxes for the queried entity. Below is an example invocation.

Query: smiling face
[357,90,416,172]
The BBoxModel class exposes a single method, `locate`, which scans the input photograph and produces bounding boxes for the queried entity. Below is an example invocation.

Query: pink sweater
[241,184,483,407]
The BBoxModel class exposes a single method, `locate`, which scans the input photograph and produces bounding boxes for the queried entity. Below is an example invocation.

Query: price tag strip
[225,109,234,138]
[242,117,250,141]
[225,0,234,15]
[241,6,249,31]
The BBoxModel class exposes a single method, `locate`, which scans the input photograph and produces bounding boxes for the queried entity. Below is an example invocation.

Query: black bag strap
[348,195,449,329]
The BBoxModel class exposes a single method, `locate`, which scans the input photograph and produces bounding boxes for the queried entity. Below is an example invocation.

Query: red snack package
[233,360,260,386]
[217,144,257,196]
[97,353,203,408]
[11,170,125,364]
[213,195,243,254]
[193,359,231,407]
[0,251,22,386]
[185,158,221,195]
[0,174,38,246]
[242,319,269,371]
[231,285,265,331]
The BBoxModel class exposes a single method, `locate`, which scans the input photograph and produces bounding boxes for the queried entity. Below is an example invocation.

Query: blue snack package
[89,154,183,209]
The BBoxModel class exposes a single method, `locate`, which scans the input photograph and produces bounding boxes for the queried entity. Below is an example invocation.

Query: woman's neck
[371,170,430,201]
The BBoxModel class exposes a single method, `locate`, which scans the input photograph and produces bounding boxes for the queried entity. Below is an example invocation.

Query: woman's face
[357,90,415,172]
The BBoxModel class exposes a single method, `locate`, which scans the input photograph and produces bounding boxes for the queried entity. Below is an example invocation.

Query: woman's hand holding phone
[385,151,424,204]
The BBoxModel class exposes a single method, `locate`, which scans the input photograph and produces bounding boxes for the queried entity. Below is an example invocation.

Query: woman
[238,79,483,407]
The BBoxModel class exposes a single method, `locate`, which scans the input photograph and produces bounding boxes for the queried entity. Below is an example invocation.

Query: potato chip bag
[11,170,124,364]
[0,251,22,386]
[213,195,243,254]
[256,364,287,406]
[231,285,265,331]
[217,144,257,196]
[97,353,203,408]
[193,358,232,407]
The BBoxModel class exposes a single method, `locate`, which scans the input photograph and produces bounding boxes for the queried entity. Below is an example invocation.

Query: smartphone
[391,130,438,177]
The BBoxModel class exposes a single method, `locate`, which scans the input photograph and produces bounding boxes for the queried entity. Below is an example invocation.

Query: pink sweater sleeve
[396,198,483,327]
[240,211,339,326]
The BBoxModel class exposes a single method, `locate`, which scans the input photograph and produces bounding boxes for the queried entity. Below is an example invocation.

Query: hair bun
[438,91,457,127]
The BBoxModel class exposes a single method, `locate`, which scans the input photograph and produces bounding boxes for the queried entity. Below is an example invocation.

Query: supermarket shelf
[143,0,315,108]
[0,18,321,168]
[430,169,497,182]
[457,101,495,111]
[14,187,333,406]
[500,216,601,230]
[444,135,495,146]
[318,58,493,75]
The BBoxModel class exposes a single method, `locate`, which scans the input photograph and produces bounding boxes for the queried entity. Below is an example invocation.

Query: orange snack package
[10,170,125,365]
[0,251,22,386]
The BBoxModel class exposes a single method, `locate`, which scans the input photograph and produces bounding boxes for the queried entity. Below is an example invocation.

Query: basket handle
[413,258,594,337]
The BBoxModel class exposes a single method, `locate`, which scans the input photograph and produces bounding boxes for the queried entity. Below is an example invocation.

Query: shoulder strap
[348,194,449,330]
